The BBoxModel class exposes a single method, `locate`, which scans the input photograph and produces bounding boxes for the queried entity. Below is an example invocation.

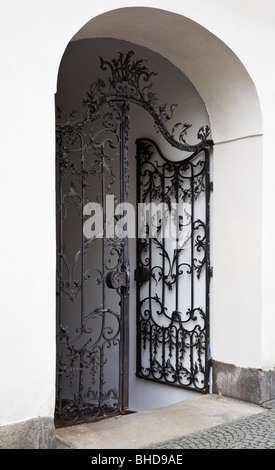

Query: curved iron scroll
[55,50,213,426]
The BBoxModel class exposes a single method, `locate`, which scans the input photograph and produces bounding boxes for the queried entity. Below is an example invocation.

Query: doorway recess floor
[55,394,264,449]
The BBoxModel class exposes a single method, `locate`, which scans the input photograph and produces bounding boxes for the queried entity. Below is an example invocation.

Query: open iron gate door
[55,100,130,426]
[136,138,211,393]
[55,50,213,426]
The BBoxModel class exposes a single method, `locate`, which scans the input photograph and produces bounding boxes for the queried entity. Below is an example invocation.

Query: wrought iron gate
[55,50,213,426]
[136,139,211,392]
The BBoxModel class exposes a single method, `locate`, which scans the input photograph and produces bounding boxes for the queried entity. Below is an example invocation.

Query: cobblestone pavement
[148,406,275,449]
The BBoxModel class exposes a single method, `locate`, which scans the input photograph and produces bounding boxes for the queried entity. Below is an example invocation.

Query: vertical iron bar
[162,326,165,379]
[149,155,152,376]
[162,164,165,320]
[136,140,141,376]
[119,101,129,412]
[175,165,179,378]
[79,132,85,408]
[80,132,85,329]
[190,163,194,384]
[204,149,211,393]
[161,164,165,377]
[100,140,106,406]
[175,165,179,314]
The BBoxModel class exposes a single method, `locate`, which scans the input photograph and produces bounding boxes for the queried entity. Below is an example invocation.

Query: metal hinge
[209,266,213,277]
[210,181,213,192]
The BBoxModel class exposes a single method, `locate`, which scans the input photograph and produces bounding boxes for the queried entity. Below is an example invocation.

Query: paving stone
[148,408,275,449]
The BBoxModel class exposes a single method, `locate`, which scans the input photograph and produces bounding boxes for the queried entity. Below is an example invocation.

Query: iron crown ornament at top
[81,50,214,154]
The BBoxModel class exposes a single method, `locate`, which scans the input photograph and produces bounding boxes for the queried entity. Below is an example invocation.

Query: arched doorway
[55,38,213,426]
[55,6,263,426]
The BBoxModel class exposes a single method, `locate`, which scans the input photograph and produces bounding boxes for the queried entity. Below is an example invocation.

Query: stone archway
[71,7,262,144]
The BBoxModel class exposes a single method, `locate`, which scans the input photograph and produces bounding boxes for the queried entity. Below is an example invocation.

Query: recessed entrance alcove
[55,7,263,427]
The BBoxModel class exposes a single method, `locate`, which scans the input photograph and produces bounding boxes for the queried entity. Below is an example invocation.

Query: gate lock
[106,270,127,289]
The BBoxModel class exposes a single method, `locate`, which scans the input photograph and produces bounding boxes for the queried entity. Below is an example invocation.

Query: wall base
[212,361,275,405]
[0,416,56,449]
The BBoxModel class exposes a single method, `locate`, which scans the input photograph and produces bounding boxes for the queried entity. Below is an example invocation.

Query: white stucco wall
[212,136,263,367]
[0,0,274,425]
